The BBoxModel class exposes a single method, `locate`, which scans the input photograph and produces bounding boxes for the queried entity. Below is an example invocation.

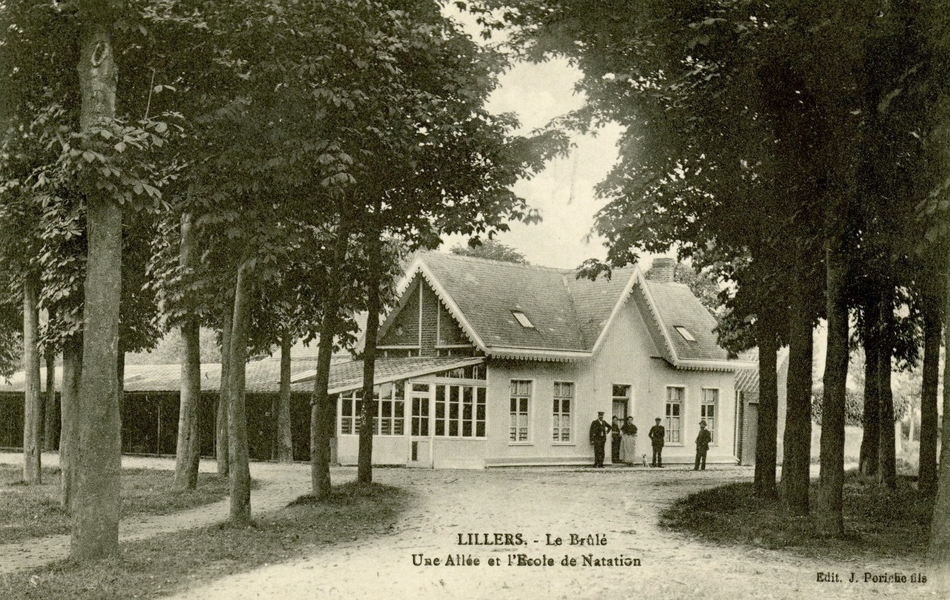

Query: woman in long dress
[620,416,638,465]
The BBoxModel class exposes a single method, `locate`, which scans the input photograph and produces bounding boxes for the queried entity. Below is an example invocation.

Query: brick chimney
[650,257,676,283]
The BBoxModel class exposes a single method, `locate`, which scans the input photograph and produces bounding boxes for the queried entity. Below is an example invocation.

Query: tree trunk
[174,213,202,489]
[816,240,849,535]
[60,334,82,510]
[919,297,940,496]
[877,320,897,489]
[781,258,813,516]
[860,298,881,477]
[311,308,337,499]
[23,276,43,484]
[72,11,121,559]
[277,332,294,463]
[43,312,59,452]
[227,264,252,524]
[217,297,232,476]
[754,316,779,499]
[175,318,201,487]
[927,274,950,592]
[357,233,382,484]
[311,220,350,499]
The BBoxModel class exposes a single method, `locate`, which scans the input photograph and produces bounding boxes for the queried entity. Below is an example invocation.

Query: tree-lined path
[2,452,934,599]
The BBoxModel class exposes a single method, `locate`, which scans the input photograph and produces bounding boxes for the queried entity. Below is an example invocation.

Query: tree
[451,239,528,264]
[173,212,201,488]
[645,259,721,314]
[1,0,179,558]
[484,0,950,534]
[71,0,124,559]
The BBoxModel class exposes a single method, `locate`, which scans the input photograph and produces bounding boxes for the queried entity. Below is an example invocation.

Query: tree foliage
[450,239,528,264]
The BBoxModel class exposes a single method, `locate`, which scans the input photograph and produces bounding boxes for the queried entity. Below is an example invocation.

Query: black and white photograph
[0,1,948,598]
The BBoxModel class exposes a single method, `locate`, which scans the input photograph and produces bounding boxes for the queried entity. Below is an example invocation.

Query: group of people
[588,411,712,470]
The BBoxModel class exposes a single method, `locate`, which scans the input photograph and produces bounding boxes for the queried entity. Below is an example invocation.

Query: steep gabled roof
[380,252,742,369]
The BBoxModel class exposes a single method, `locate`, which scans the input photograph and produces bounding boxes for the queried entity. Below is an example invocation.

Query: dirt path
[1,454,942,599]
[163,466,939,600]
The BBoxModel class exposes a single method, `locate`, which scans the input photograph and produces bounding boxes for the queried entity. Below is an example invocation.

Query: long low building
[0,253,753,468]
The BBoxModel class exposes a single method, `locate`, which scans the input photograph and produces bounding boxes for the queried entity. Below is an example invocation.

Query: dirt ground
[0,453,945,599]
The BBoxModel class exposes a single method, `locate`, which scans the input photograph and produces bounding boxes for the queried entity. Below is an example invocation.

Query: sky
[437,51,625,270]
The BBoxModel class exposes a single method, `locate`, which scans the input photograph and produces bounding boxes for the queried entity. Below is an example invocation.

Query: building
[318,252,751,468]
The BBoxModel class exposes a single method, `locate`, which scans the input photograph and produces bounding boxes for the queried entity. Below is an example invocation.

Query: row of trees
[476,0,950,572]
[0,0,563,561]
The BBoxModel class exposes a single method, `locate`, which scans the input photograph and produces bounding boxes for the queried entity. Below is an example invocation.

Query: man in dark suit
[694,420,712,470]
[589,411,610,468]
[648,417,666,467]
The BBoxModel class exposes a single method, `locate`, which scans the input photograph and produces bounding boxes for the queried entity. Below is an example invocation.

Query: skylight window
[512,311,535,329]
[674,326,696,341]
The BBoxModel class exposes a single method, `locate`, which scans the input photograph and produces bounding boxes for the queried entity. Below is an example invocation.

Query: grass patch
[0,481,406,600]
[660,470,933,560]
[0,465,232,544]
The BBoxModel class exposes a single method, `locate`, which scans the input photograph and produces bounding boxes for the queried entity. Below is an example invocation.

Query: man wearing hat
[648,417,665,467]
[694,420,712,471]
[589,411,611,468]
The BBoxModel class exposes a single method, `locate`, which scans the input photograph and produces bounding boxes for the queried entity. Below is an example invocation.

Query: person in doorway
[648,417,665,467]
[611,416,622,463]
[695,420,712,471]
[589,411,611,468]
[620,416,638,465]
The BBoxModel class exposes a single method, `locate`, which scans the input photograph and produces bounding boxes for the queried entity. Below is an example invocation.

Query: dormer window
[674,326,696,341]
[512,311,534,329]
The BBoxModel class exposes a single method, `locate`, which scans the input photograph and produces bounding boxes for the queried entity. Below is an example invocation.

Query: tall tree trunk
[175,318,201,487]
[311,219,350,499]
[72,11,121,559]
[816,239,849,535]
[919,297,940,496]
[23,275,42,484]
[877,319,897,489]
[43,309,59,452]
[311,307,337,499]
[357,232,382,484]
[227,264,252,524]
[277,332,294,463]
[754,315,780,499]
[927,273,950,591]
[175,213,202,489]
[781,258,813,516]
[60,333,82,510]
[217,297,232,476]
[860,298,881,476]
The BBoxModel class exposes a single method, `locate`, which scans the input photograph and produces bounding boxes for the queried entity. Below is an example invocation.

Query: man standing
[694,420,712,471]
[589,411,610,468]
[648,417,666,467]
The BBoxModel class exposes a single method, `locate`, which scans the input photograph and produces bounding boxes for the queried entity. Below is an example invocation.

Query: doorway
[408,383,432,467]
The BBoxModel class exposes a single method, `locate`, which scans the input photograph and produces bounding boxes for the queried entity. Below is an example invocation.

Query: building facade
[325,252,750,468]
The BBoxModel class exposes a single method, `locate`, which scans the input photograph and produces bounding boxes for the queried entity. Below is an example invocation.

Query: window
[701,388,718,443]
[552,382,573,442]
[612,384,630,420]
[338,382,405,436]
[666,387,684,444]
[512,311,534,328]
[674,326,696,341]
[509,380,532,442]
[435,383,486,438]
